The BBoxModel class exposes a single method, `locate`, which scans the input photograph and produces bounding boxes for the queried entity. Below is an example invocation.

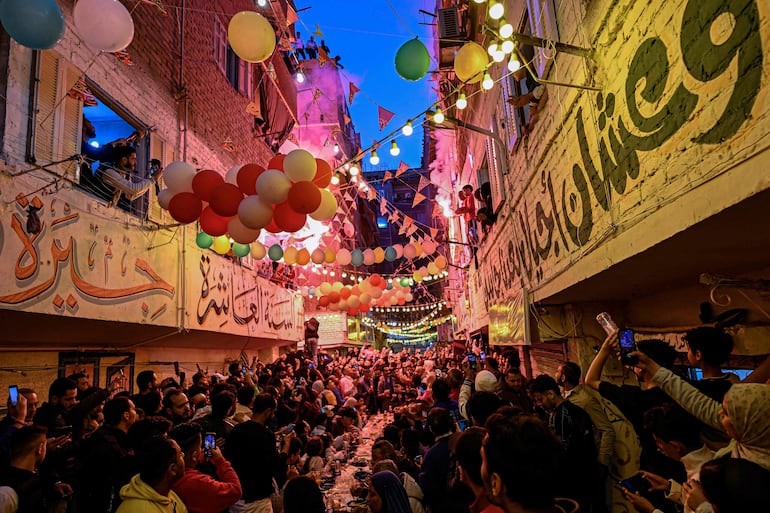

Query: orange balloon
[313,158,333,188]
[268,154,285,170]
[339,288,352,300]
[287,181,322,214]
[328,291,340,303]
[319,296,330,307]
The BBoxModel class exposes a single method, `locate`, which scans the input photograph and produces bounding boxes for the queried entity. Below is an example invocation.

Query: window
[526,0,559,78]
[485,115,506,213]
[215,15,254,98]
[214,16,227,73]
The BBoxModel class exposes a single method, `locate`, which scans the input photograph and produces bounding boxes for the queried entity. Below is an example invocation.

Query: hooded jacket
[116,475,188,513]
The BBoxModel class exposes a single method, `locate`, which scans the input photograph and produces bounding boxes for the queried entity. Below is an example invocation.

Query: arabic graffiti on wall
[477,0,766,309]
[0,192,175,321]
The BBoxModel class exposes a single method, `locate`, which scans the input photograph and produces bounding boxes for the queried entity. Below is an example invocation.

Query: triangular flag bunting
[407,225,419,236]
[343,114,351,125]
[67,78,98,106]
[398,224,406,235]
[344,191,355,203]
[417,175,431,192]
[380,199,388,215]
[377,106,395,131]
[432,203,442,218]
[412,192,426,208]
[367,187,377,201]
[313,88,323,101]
[266,63,277,81]
[403,216,414,228]
[221,137,236,154]
[286,5,299,26]
[430,227,439,239]
[383,171,393,184]
[141,0,168,16]
[396,161,409,177]
[112,49,135,66]
[348,82,360,104]
[313,24,324,37]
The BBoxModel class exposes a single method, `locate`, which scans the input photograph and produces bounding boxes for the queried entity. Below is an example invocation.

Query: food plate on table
[350,459,368,467]
[348,500,367,509]
[354,470,371,481]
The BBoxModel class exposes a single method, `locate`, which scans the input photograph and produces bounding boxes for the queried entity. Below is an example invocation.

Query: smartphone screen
[204,433,216,457]
[467,354,477,370]
[9,385,18,407]
[308,363,314,370]
[285,423,295,434]
[618,479,635,493]
[480,351,486,361]
[619,329,638,364]
[456,419,470,432]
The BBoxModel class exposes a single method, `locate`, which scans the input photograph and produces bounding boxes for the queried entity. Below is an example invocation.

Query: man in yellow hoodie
[117,436,188,513]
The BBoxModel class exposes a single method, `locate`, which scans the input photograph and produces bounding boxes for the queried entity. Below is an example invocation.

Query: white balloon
[157,189,174,210]
[73,0,135,52]
[225,165,242,185]
[163,161,196,193]
[237,195,273,229]
[255,169,291,204]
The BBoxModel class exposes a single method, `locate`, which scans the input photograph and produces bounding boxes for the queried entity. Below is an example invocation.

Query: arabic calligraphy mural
[0,192,176,321]
[476,0,767,311]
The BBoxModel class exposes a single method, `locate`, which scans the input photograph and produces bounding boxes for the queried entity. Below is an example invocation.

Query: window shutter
[147,133,176,224]
[60,63,83,180]
[34,51,59,166]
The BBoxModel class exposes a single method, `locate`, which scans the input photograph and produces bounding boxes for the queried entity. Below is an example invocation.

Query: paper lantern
[313,159,333,188]
[435,255,447,269]
[225,165,242,185]
[363,249,375,266]
[227,11,275,63]
[395,38,430,81]
[168,192,203,224]
[309,189,337,221]
[324,248,336,264]
[192,169,224,202]
[196,232,213,249]
[427,262,439,275]
[199,206,230,236]
[393,244,404,259]
[157,189,174,210]
[403,244,417,259]
[74,0,134,52]
[311,248,325,264]
[384,246,397,261]
[256,170,291,204]
[228,217,260,244]
[232,243,250,257]
[287,181,322,214]
[251,241,266,259]
[212,236,231,255]
[238,195,273,229]
[351,249,364,266]
[268,154,285,170]
[337,248,352,266]
[274,202,307,232]
[454,42,488,84]
[268,244,284,261]
[284,149,317,182]
[283,246,298,265]
[236,163,265,195]
[0,0,64,50]
[373,247,385,264]
[163,161,196,193]
[210,183,244,217]
[297,248,310,265]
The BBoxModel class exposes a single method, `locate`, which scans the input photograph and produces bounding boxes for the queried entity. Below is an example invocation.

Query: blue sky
[296,0,437,170]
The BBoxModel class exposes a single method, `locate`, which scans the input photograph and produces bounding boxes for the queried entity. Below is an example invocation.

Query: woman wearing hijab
[367,471,413,513]
[699,457,770,513]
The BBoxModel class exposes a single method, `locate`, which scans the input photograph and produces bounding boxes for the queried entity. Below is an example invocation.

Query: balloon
[455,42,488,83]
[370,287,383,299]
[393,244,404,259]
[422,239,437,255]
[339,288,351,300]
[343,223,355,238]
[268,244,283,261]
[332,282,344,292]
[309,189,337,221]
[196,232,213,249]
[227,11,275,63]
[283,149,317,182]
[256,170,291,204]
[264,217,282,233]
[400,277,410,287]
[351,249,364,266]
[348,307,359,316]
[323,248,335,264]
[413,241,424,257]
[251,241,266,259]
[297,248,310,265]
[360,293,372,305]
[319,282,332,295]
[384,246,397,261]
[435,255,447,269]
[237,195,273,229]
[404,244,417,259]
[157,189,174,209]
[395,38,430,81]
[328,292,340,304]
[373,247,385,264]
[283,246,298,265]
[348,296,361,309]
[228,217,260,244]
[168,192,203,224]
[232,243,250,257]
[413,271,423,283]
[350,285,361,296]
[274,202,307,232]
[360,303,371,313]
[225,165,242,185]
[370,274,382,287]
[318,296,330,307]
[236,163,265,195]
[419,266,429,278]
[268,154,285,170]
[212,236,231,255]
[0,0,64,50]
[163,161,196,193]
[311,248,325,265]
[363,249,375,266]
[313,159,333,188]
[199,206,230,236]
[192,170,224,202]
[427,262,439,275]
[308,287,315,297]
[210,183,244,217]
[337,248,352,266]
[287,181,322,214]
[74,0,134,52]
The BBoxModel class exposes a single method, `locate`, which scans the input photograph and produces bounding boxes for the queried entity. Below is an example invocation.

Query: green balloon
[268,244,284,261]
[395,38,430,81]
[400,277,410,287]
[232,243,250,257]
[196,232,213,249]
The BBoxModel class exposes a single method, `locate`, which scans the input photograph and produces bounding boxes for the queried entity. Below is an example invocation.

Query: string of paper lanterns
[302,274,416,316]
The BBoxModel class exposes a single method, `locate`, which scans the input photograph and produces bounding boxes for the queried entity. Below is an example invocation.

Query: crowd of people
[1,325,770,513]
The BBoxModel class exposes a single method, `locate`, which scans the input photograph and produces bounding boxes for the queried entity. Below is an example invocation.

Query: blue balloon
[0,0,65,50]
[384,246,397,262]
[308,287,315,297]
[351,249,364,266]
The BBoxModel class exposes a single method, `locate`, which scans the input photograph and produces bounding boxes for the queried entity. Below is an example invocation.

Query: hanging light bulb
[257,0,267,6]
[331,174,340,185]
[487,42,498,56]
[456,92,467,110]
[489,1,504,20]
[472,0,485,3]
[333,143,340,154]
[349,165,360,176]
[507,57,521,72]
[402,121,413,136]
[482,72,494,90]
[492,50,505,63]
[344,162,350,170]
[369,151,380,165]
[390,140,400,156]
[295,71,305,83]
[499,19,514,38]
[433,107,445,124]
[501,39,515,54]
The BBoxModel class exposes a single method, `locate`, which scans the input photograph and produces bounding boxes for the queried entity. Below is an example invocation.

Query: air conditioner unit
[438,7,464,41]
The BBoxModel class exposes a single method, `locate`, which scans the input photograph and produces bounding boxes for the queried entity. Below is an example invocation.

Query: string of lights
[371,301,446,313]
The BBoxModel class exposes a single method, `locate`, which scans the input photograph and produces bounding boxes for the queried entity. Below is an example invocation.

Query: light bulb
[331,174,340,185]
[489,1,504,20]
[402,122,413,136]
[433,107,445,124]
[456,92,467,110]
[499,20,513,38]
[472,0,484,3]
[344,162,350,170]
[257,0,267,6]
[487,43,498,56]
[492,50,505,63]
[501,40,515,54]
[349,165,360,176]
[482,72,494,90]
[390,140,400,156]
[333,143,339,154]
[369,151,380,165]
[295,71,305,83]
[507,58,521,72]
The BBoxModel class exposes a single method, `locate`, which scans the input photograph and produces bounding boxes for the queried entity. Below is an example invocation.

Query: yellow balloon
[455,42,488,83]
[310,189,337,221]
[373,247,385,264]
[212,236,231,255]
[228,11,276,63]
[332,281,344,292]
[427,262,439,275]
[283,246,298,264]
[250,241,266,259]
[297,248,310,265]
[435,255,447,269]
[413,271,423,283]
[324,248,336,264]
[319,282,332,295]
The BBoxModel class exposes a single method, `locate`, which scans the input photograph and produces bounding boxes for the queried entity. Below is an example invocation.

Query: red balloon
[328,292,340,303]
[236,163,265,195]
[287,181,322,214]
[319,296,330,307]
[274,201,307,232]
[209,183,244,217]
[313,158,333,188]
[265,217,282,233]
[268,154,285,171]
[347,307,359,316]
[192,170,224,202]
[168,192,203,224]
[339,288,352,300]
[370,274,382,287]
[359,303,371,312]
[199,206,230,236]
[398,298,405,305]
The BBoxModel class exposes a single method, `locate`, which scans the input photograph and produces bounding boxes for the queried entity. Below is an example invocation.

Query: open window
[526,0,559,78]
[215,15,254,99]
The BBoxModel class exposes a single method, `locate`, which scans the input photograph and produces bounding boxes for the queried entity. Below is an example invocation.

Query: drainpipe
[177,0,188,333]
